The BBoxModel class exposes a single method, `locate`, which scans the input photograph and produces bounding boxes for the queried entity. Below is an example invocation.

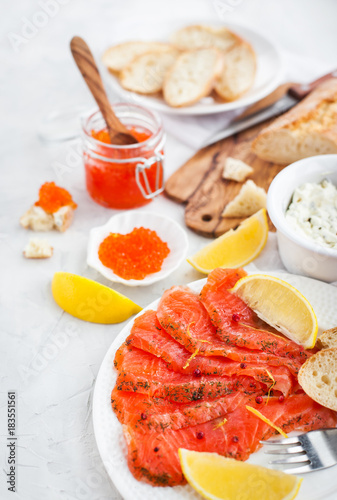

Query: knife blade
[201,69,337,149]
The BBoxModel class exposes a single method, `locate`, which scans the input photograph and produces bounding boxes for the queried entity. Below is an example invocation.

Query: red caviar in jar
[35,182,77,213]
[98,227,170,280]
[84,126,163,209]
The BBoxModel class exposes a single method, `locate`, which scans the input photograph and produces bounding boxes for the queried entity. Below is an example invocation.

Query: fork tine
[283,464,314,474]
[269,454,309,465]
[264,445,305,455]
[260,436,300,446]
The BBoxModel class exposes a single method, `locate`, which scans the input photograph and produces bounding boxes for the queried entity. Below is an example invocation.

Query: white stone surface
[1,0,337,499]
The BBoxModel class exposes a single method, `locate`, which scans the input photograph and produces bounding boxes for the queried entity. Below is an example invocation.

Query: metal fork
[260,428,337,474]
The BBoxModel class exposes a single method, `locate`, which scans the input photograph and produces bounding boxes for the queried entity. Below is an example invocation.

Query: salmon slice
[200,268,310,361]
[126,310,294,396]
[111,387,249,433]
[124,393,337,486]
[115,344,264,402]
[156,285,302,375]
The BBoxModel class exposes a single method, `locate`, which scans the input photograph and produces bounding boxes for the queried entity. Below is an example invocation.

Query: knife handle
[288,69,337,100]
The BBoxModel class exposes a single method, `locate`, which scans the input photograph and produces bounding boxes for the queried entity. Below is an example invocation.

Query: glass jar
[82,103,165,209]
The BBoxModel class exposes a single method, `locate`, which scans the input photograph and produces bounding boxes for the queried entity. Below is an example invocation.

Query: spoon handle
[70,36,137,145]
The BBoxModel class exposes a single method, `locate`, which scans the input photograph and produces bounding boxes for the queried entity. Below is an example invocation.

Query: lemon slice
[52,272,142,324]
[187,209,268,274]
[231,274,318,348]
[179,449,302,500]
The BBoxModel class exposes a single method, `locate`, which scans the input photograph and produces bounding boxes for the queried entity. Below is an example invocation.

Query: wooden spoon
[70,36,138,145]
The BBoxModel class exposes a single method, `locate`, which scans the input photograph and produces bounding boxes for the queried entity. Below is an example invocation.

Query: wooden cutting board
[164,84,296,238]
[165,119,287,238]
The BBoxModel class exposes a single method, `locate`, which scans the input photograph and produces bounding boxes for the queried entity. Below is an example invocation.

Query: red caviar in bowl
[98,227,170,280]
[35,182,77,213]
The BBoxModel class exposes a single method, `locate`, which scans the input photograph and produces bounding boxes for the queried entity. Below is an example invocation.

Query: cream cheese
[285,179,337,250]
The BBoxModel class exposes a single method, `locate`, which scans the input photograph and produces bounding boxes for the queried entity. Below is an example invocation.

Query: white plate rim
[103,21,284,116]
[93,270,337,500]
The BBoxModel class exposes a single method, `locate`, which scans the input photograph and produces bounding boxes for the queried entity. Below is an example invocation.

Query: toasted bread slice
[163,48,223,107]
[170,25,240,52]
[252,78,337,164]
[23,238,53,259]
[317,327,337,349]
[222,180,267,218]
[120,49,179,94]
[102,41,172,74]
[298,347,337,411]
[222,157,254,182]
[214,41,256,101]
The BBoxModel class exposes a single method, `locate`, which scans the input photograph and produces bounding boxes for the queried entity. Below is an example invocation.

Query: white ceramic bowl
[87,211,188,286]
[267,155,337,283]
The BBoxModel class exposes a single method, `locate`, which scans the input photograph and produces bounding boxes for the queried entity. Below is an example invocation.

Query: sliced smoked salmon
[126,310,294,396]
[200,268,310,361]
[157,286,302,375]
[115,344,264,402]
[111,387,250,433]
[110,268,336,488]
[124,393,337,486]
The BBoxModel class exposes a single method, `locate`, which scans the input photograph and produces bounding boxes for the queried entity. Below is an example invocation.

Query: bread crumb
[222,157,254,182]
[23,238,53,259]
[20,206,54,231]
[20,205,74,232]
[222,180,267,218]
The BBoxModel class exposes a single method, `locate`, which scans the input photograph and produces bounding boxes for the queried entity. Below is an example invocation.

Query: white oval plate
[103,21,283,116]
[87,211,188,286]
[93,271,337,500]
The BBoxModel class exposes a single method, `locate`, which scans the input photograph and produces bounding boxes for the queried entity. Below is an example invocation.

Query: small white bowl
[87,211,188,286]
[267,155,337,283]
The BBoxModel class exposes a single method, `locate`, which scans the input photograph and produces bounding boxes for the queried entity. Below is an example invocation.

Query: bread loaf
[252,78,337,164]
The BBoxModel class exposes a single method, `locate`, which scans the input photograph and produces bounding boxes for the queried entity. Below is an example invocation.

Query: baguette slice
[163,48,223,107]
[102,42,172,74]
[222,180,267,218]
[120,49,179,94]
[317,327,337,349]
[214,41,256,101]
[170,25,240,52]
[298,347,337,411]
[252,78,337,164]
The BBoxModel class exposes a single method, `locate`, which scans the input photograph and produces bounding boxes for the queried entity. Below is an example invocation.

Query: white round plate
[93,270,337,500]
[87,210,188,286]
[103,21,283,116]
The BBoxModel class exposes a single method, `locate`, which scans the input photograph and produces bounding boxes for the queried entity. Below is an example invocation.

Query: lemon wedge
[179,449,302,500]
[52,272,142,324]
[231,274,318,348]
[187,209,268,274]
